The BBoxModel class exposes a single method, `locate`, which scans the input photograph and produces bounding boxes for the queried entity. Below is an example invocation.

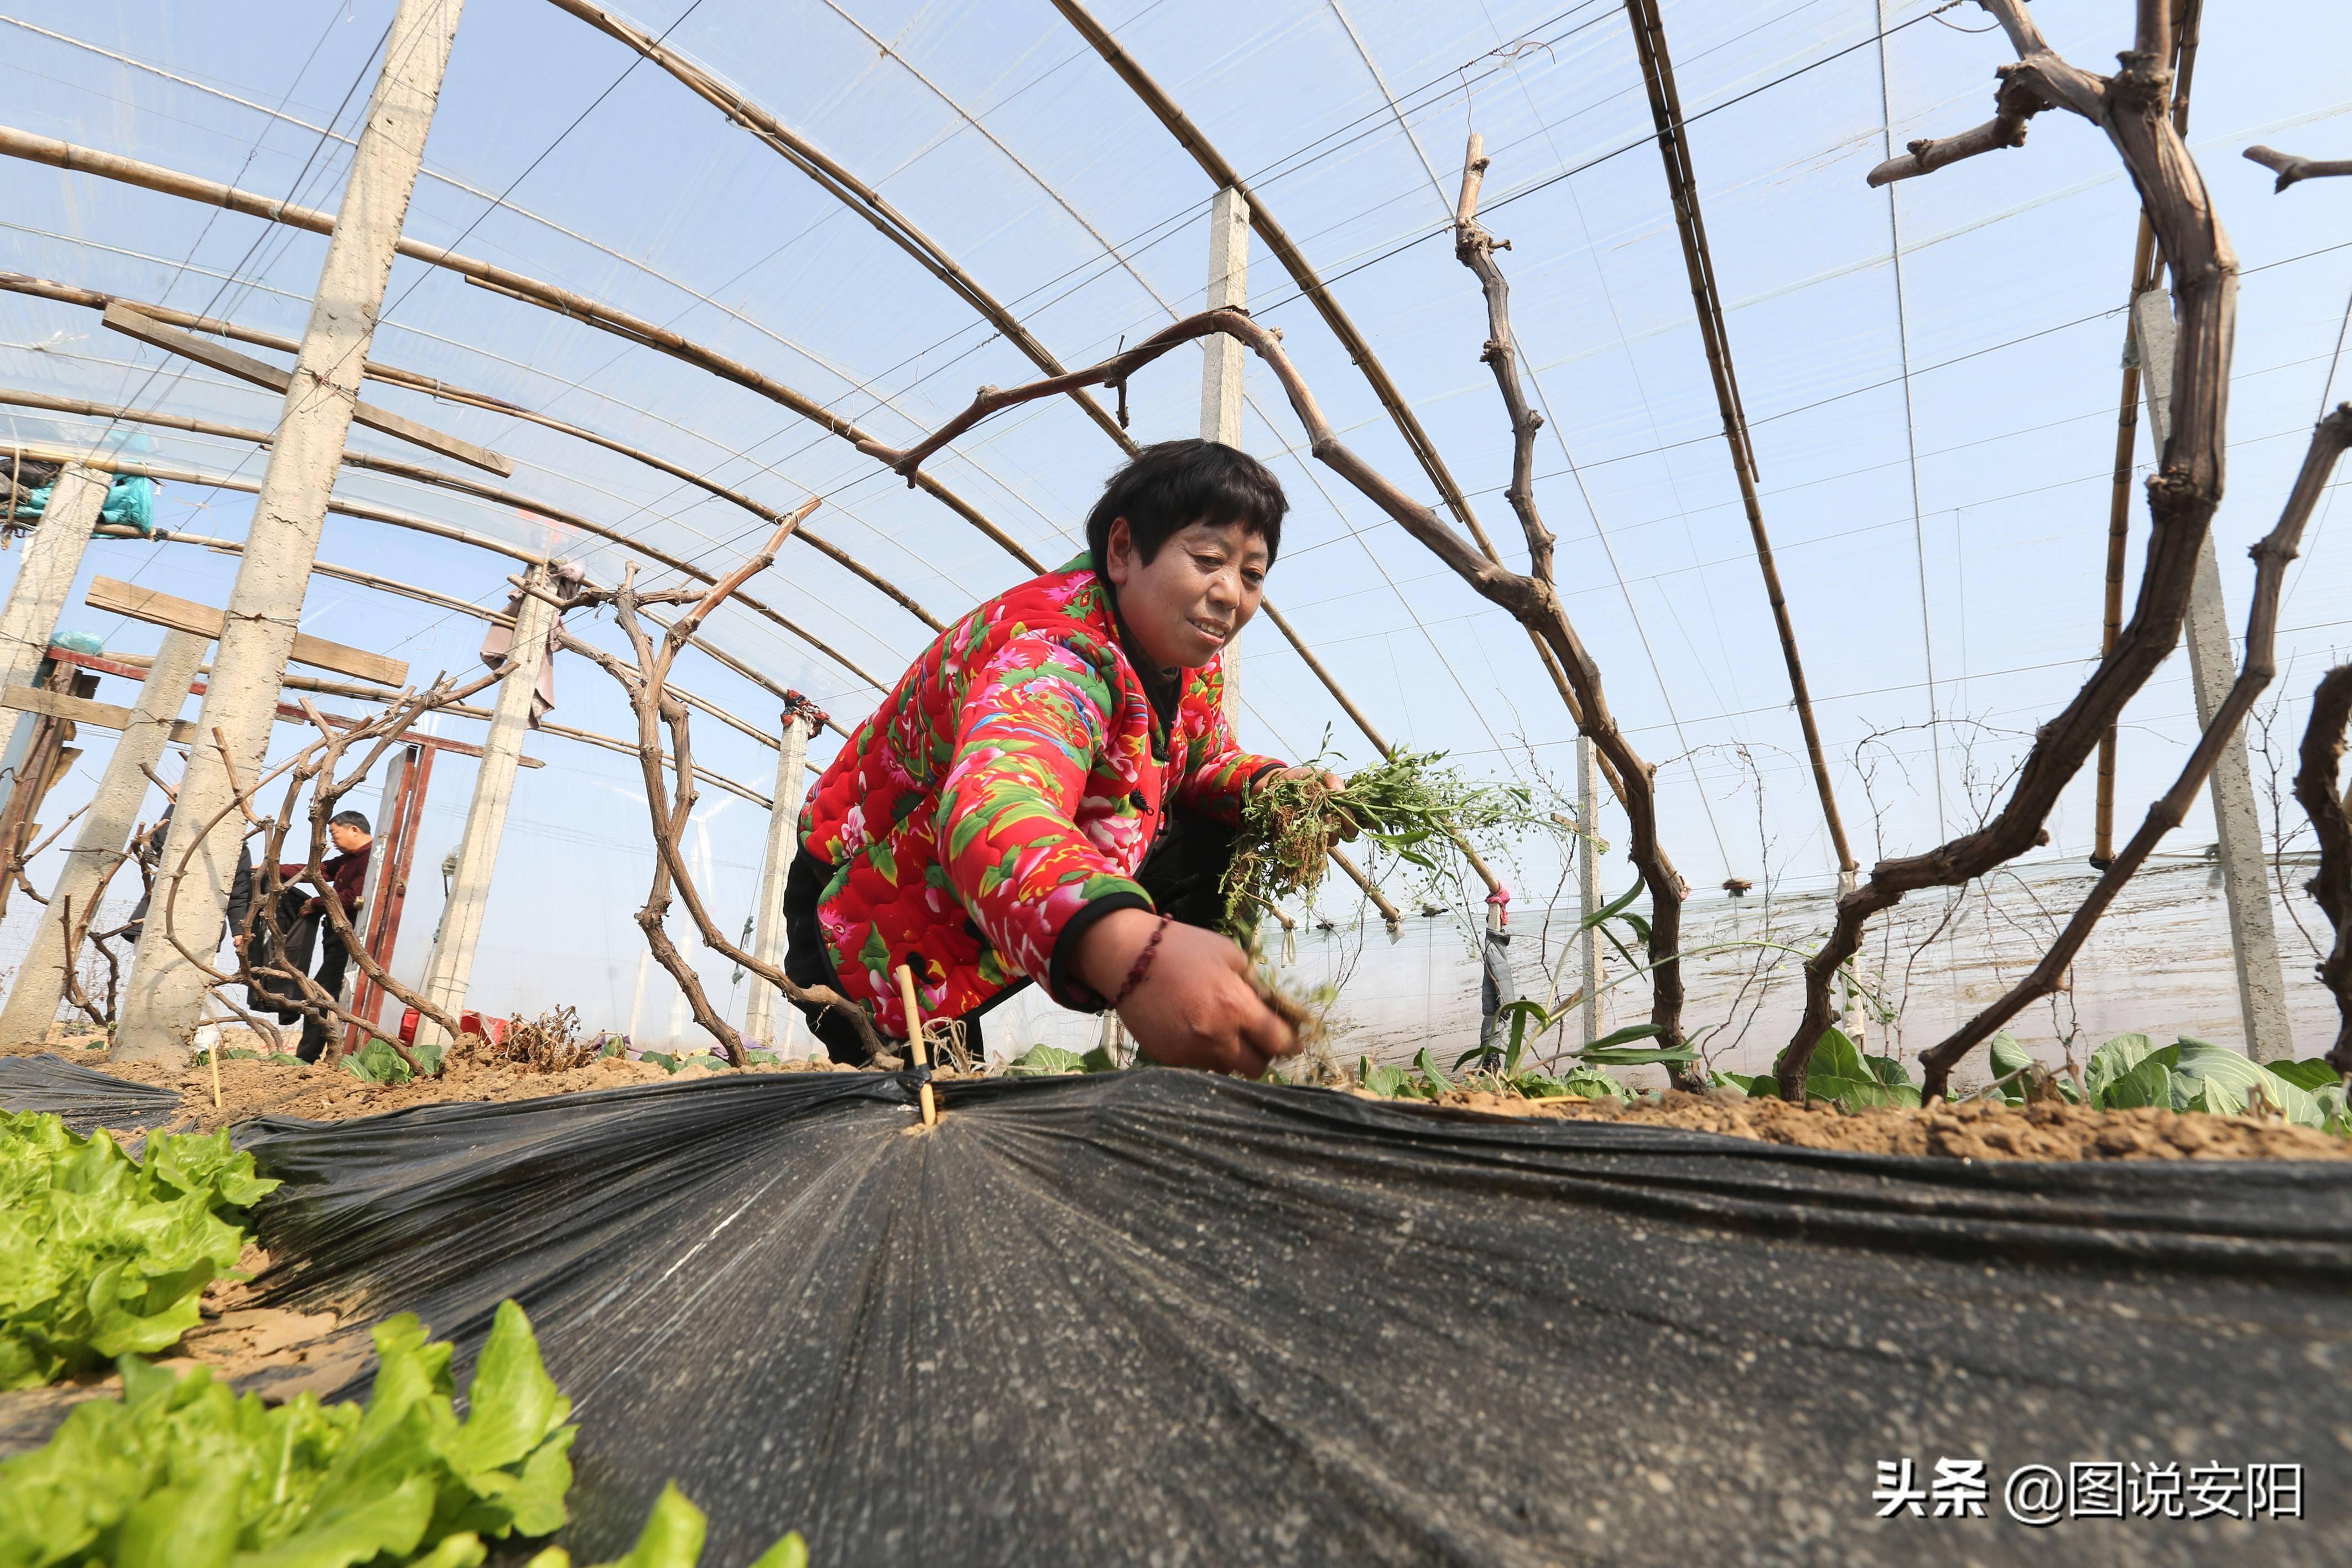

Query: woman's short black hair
[329,810,371,835]
[1085,439,1286,576]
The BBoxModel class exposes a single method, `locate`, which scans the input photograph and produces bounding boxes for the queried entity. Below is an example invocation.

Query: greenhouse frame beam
[1044,0,1590,727]
[159,530,779,756]
[0,275,944,631]
[539,0,1138,459]
[0,403,888,696]
[0,126,1048,575]
[1622,0,1856,885]
[8,442,809,717]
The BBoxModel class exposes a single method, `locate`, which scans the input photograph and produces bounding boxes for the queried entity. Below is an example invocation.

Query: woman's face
[1104,516,1268,672]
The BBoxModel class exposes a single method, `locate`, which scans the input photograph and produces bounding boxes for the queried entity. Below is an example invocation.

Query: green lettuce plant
[0,1301,805,1568]
[1,1111,280,1390]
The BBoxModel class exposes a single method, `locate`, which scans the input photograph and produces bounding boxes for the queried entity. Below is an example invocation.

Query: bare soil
[19,1024,2346,1160]
[9,1024,871,1134]
[1372,1085,2352,1161]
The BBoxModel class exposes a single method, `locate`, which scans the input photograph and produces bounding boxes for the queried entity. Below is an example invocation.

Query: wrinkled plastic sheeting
[0,1052,180,1134]
[242,1071,2352,1566]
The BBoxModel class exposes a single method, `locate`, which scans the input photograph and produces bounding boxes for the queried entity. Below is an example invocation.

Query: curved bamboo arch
[8,439,865,714]
[540,0,1138,460]
[154,532,783,804]
[0,128,1048,572]
[1,400,888,694]
[0,272,945,630]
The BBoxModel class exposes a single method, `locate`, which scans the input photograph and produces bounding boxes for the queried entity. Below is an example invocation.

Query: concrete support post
[1578,732,1603,1046]
[742,710,812,1048]
[0,629,205,1046]
[0,465,110,821]
[1202,185,1250,733]
[414,567,553,1049]
[2132,289,2293,1062]
[113,0,465,1062]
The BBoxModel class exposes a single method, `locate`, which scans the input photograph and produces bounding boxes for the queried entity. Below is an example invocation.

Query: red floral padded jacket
[797,557,1282,1039]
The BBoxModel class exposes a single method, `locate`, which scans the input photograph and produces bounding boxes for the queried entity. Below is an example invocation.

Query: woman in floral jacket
[785,440,1320,1075]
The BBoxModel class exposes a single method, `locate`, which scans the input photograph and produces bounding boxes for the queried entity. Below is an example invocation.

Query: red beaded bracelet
[1113,915,1171,1007]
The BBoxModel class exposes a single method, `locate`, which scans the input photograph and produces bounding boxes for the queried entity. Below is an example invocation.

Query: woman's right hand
[1074,908,1298,1076]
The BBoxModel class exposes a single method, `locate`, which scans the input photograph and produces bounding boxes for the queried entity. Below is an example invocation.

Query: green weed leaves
[0,1112,280,1390]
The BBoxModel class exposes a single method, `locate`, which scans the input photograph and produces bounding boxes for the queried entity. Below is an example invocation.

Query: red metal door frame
[343,741,435,1053]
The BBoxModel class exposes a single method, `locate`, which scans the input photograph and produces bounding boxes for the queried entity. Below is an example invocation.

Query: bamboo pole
[2091,0,2201,864]
[2093,218,2162,866]
[893,962,939,1126]
[0,290,945,631]
[12,440,845,705]
[1623,0,1854,884]
[0,127,1044,574]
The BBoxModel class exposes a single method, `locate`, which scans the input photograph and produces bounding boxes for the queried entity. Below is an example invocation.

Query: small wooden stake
[893,963,939,1127]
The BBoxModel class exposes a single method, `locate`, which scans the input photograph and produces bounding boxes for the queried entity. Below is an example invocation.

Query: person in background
[252,810,373,1063]
[785,439,1340,1076]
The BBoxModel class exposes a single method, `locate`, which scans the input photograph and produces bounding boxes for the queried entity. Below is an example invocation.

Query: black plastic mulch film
[188,1070,2349,1566]
[0,1052,180,1134]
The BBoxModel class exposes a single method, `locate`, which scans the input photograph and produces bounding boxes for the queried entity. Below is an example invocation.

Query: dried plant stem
[1789,0,2238,1099]
[559,502,890,1065]
[1919,407,2352,1095]
[2244,145,2352,192]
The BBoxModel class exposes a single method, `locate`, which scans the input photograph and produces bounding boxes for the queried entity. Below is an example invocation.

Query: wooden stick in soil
[894,963,940,1128]
[858,311,1697,1077]
[2297,664,2352,1074]
[1918,405,2352,1097]
[1779,0,2240,1101]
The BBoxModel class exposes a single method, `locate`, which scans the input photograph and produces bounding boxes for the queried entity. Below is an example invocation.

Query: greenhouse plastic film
[242,1071,2352,1566]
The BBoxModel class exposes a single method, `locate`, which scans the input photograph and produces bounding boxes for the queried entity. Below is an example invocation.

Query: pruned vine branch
[548,499,889,1066]
[1917,405,2352,1096]
[1452,132,1697,1090]
[2297,664,2352,1074]
[1781,0,2238,1100]
[2244,145,2352,193]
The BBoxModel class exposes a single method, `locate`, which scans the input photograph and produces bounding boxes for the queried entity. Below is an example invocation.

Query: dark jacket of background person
[279,843,371,919]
